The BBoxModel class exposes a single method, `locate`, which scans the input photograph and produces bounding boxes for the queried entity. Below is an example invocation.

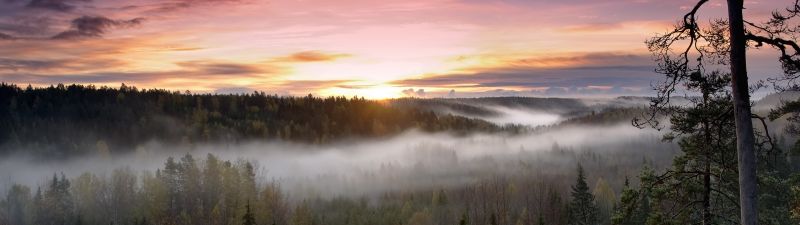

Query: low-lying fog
[470,107,562,127]
[0,105,674,199]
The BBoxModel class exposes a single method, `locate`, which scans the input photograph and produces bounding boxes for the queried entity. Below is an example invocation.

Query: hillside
[0,84,518,158]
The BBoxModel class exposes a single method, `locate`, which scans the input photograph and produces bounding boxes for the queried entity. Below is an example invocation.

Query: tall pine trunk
[726,0,758,224]
[703,91,712,225]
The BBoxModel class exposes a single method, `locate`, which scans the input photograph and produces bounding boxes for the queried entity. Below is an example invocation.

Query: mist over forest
[5,1,800,224]
[1,82,799,225]
[0,84,672,192]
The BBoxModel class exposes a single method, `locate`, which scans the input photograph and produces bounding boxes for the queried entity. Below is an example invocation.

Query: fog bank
[0,121,672,199]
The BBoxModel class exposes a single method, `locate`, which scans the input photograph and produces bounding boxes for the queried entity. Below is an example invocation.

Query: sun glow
[319,84,405,99]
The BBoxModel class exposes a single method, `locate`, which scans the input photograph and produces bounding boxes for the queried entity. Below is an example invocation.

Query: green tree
[458,211,468,225]
[538,212,545,225]
[4,184,32,225]
[634,71,795,224]
[592,178,615,224]
[407,210,433,225]
[242,202,256,225]
[140,171,168,224]
[567,165,598,225]
[515,208,527,225]
[611,176,649,225]
[642,0,800,223]
[291,201,313,225]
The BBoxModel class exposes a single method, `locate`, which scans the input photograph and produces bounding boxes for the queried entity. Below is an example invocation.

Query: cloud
[0,57,131,73]
[148,0,244,13]
[277,51,351,63]
[0,16,57,36]
[0,0,245,40]
[1,70,253,85]
[559,23,624,33]
[401,88,426,97]
[27,0,91,12]
[412,86,654,98]
[0,59,280,87]
[52,16,144,40]
[393,66,655,88]
[176,60,269,75]
[0,72,164,84]
[558,21,672,34]
[0,32,14,40]
[0,58,66,71]
[393,52,657,91]
[277,80,355,90]
[506,52,653,68]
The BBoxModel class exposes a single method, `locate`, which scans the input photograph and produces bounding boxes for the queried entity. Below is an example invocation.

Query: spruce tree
[611,177,648,225]
[458,211,468,225]
[538,212,545,225]
[568,165,599,225]
[243,202,256,225]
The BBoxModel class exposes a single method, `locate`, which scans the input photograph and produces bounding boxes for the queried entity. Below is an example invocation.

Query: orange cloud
[277,51,351,63]
[558,21,673,34]
[0,0,792,98]
[559,23,624,33]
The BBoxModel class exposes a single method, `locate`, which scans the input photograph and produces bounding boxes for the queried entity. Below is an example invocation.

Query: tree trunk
[703,161,712,225]
[702,90,712,225]
[726,0,758,224]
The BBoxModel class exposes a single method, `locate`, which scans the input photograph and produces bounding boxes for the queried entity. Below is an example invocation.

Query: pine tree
[242,202,256,225]
[138,217,149,225]
[515,208,527,225]
[291,201,313,225]
[567,165,599,225]
[634,71,790,224]
[458,211,468,225]
[611,177,647,225]
[592,177,615,224]
[538,212,545,225]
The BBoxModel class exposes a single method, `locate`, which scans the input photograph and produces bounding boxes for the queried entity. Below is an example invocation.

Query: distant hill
[2,83,713,158]
[753,91,800,113]
[390,96,659,127]
[0,84,521,158]
[390,97,591,117]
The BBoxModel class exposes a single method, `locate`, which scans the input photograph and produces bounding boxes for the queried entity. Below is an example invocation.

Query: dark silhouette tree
[459,211,468,225]
[611,177,648,225]
[243,202,256,225]
[0,83,520,158]
[538,212,545,225]
[630,70,796,224]
[655,71,740,225]
[638,1,800,224]
[567,165,598,225]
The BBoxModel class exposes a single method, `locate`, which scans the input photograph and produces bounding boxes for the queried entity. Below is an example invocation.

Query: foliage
[621,70,799,224]
[243,202,256,225]
[567,165,599,225]
[0,83,516,158]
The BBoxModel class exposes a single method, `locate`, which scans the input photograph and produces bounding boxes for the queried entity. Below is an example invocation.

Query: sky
[0,0,793,98]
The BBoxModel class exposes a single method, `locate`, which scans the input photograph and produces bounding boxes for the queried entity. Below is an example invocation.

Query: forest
[0,83,524,158]
[4,0,800,224]
[0,81,798,225]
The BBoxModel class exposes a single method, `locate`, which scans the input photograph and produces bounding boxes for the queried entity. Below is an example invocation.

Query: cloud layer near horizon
[0,0,790,98]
